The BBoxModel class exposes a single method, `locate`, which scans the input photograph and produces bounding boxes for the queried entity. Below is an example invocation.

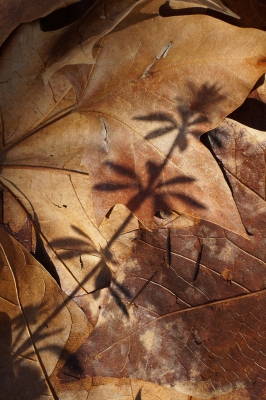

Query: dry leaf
[59,119,266,399]
[0,0,81,47]
[2,1,266,299]
[43,0,150,84]
[61,9,266,234]
[0,226,91,399]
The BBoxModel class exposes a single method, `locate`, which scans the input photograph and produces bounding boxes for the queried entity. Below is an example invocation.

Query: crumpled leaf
[0,0,81,47]
[169,0,239,18]
[0,226,91,399]
[60,7,266,235]
[59,119,266,399]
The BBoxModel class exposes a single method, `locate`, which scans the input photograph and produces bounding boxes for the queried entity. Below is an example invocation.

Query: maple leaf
[59,119,266,399]
[60,5,266,235]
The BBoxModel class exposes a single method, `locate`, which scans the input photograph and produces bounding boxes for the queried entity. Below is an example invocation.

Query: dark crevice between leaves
[39,0,98,32]
[228,75,266,131]
[135,388,142,400]
[33,230,60,285]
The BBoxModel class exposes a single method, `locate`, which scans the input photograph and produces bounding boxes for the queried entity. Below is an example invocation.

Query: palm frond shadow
[0,82,228,389]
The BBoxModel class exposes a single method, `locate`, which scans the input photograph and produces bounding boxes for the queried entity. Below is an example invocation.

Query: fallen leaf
[0,226,91,399]
[61,8,266,234]
[0,0,81,47]
[2,2,266,298]
[43,0,150,84]
[59,119,266,399]
[0,21,75,146]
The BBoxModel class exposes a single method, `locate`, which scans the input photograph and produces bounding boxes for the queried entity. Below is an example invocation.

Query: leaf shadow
[0,308,62,399]
[0,81,230,389]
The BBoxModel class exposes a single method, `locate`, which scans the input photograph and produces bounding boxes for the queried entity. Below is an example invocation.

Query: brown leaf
[4,5,266,297]
[0,0,81,47]
[60,8,266,235]
[59,119,266,399]
[43,0,150,84]
[0,226,91,399]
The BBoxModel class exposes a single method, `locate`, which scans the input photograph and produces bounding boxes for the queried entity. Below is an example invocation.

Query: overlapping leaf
[0,227,91,399]
[59,4,266,235]
[0,0,81,46]
[59,119,266,399]
[2,0,266,297]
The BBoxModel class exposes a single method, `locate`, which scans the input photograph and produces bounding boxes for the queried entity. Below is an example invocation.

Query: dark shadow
[135,82,226,152]
[0,309,61,400]
[40,0,98,32]
[135,388,142,400]
[109,287,129,317]
[33,230,60,285]
[228,98,266,131]
[159,1,242,27]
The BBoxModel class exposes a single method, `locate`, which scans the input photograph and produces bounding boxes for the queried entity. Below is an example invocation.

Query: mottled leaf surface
[60,120,266,399]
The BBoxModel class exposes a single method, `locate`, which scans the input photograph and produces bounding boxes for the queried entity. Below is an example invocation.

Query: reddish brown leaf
[59,119,266,399]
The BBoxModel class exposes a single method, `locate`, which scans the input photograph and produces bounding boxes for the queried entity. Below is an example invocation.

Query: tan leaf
[61,9,266,235]
[0,227,91,399]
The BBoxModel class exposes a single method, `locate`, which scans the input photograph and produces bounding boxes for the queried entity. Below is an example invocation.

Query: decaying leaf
[0,226,91,399]
[59,119,266,399]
